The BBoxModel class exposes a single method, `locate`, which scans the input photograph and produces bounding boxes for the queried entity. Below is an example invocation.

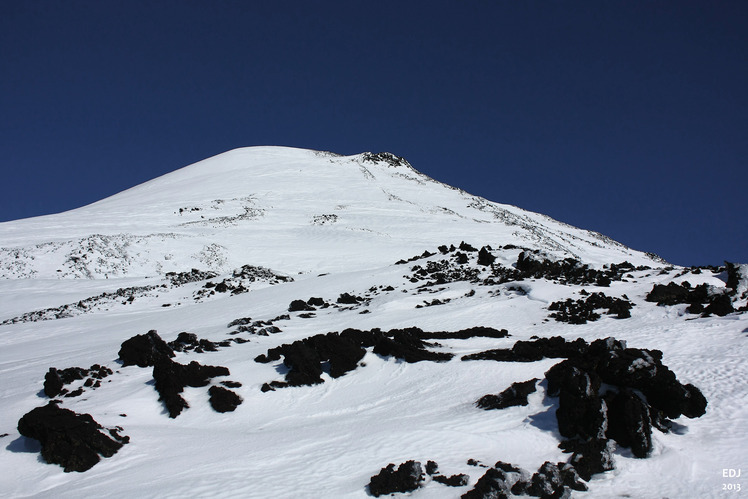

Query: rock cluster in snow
[17,401,129,473]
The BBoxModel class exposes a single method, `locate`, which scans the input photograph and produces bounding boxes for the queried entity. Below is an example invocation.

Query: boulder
[368,461,424,497]
[118,330,174,367]
[17,401,127,472]
[477,379,538,410]
[208,385,243,413]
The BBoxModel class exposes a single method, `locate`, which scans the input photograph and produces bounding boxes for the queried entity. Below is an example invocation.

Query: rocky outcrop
[646,282,734,317]
[462,335,707,488]
[152,358,230,418]
[118,330,175,367]
[548,292,633,323]
[368,461,424,496]
[17,401,128,472]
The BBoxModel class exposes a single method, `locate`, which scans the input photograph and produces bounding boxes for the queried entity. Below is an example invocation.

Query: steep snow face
[0,147,657,279]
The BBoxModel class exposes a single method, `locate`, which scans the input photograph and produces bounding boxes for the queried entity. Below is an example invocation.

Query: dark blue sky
[2,1,746,266]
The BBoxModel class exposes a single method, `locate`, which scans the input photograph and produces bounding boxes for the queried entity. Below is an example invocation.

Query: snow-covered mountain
[0,147,657,280]
[1,147,745,498]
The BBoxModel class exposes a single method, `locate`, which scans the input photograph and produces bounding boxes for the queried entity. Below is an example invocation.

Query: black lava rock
[477,379,538,410]
[434,473,470,487]
[168,332,198,352]
[548,293,633,324]
[462,467,512,498]
[559,438,614,481]
[288,299,314,312]
[17,401,127,472]
[477,246,496,266]
[208,385,243,413]
[368,460,424,497]
[605,389,652,458]
[152,358,230,418]
[527,461,587,497]
[118,330,175,368]
[337,292,363,305]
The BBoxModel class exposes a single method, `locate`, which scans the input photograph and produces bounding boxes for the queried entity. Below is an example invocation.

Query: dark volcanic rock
[548,293,633,324]
[526,461,587,497]
[17,401,127,472]
[168,332,198,352]
[118,330,175,367]
[152,358,230,418]
[462,336,587,363]
[477,246,496,266]
[288,299,314,312]
[592,343,707,419]
[368,460,424,497]
[434,473,470,487]
[419,326,509,340]
[477,379,538,410]
[646,282,691,306]
[605,389,652,458]
[559,438,614,481]
[43,365,113,398]
[646,282,734,317]
[337,292,363,305]
[426,460,439,475]
[256,327,462,388]
[372,329,453,363]
[703,294,735,317]
[208,385,243,413]
[462,467,512,498]
[546,360,606,441]
[43,368,68,398]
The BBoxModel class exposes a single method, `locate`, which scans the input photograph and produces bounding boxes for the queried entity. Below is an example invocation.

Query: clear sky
[1,1,746,266]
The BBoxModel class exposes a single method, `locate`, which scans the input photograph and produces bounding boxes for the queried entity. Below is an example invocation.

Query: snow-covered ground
[0,147,745,498]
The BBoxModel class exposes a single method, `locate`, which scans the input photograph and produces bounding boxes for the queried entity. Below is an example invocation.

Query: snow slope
[0,147,657,279]
[0,147,745,498]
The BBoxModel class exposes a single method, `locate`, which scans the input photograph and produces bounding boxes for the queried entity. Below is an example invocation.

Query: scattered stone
[548,293,633,324]
[42,364,114,398]
[165,268,218,286]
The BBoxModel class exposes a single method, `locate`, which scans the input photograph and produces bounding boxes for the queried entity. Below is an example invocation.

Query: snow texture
[0,146,745,498]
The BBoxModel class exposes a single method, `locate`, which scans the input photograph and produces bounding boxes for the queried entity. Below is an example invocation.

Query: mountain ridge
[0,147,659,280]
